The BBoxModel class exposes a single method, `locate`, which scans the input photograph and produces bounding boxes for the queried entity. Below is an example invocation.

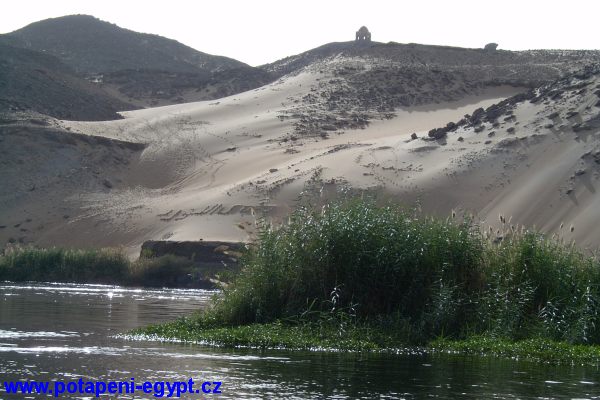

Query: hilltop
[6,14,245,74]
[3,15,273,108]
[4,15,600,117]
[262,41,600,136]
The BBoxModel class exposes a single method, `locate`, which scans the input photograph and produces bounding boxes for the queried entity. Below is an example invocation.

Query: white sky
[2,0,599,66]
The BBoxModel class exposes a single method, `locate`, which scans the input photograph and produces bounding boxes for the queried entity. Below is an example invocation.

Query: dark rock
[470,108,485,124]
[566,111,579,119]
[484,104,505,122]
[484,43,498,51]
[457,136,464,142]
[511,90,536,103]
[140,240,244,267]
[410,132,418,140]
[507,127,516,134]
[548,112,560,119]
[488,131,496,137]
[474,125,485,133]
[428,127,448,140]
[102,179,113,188]
[497,138,520,147]
[549,90,563,100]
[530,96,543,104]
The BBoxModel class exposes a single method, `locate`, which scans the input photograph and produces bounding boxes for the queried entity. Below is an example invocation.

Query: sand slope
[3,64,600,254]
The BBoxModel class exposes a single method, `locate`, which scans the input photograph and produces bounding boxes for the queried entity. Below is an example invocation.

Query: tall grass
[480,232,600,343]
[0,247,219,288]
[0,247,130,283]
[197,199,600,344]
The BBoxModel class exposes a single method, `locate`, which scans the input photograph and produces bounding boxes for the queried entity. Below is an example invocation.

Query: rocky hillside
[100,65,273,108]
[3,15,273,107]
[263,41,600,80]
[404,64,600,249]
[264,41,600,137]
[0,40,134,120]
[6,14,245,74]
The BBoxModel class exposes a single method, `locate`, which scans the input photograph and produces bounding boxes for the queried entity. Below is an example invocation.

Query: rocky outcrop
[426,65,600,141]
[140,240,244,267]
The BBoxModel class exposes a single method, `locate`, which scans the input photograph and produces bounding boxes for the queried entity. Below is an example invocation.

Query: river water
[1,282,600,399]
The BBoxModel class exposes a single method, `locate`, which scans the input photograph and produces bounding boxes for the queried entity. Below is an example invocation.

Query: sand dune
[3,63,600,255]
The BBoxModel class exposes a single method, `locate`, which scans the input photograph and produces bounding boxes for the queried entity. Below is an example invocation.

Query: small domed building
[355,26,371,42]
[484,43,498,51]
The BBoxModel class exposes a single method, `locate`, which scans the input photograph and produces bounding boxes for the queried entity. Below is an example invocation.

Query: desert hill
[4,15,600,116]
[263,41,600,79]
[4,58,600,254]
[3,15,274,107]
[262,41,600,137]
[6,14,245,74]
[0,40,134,120]
[3,18,600,254]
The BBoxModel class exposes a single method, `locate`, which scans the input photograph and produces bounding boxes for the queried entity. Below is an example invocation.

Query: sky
[2,0,599,66]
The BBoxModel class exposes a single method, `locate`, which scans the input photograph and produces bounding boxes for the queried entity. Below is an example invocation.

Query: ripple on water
[0,329,80,339]
[0,345,126,356]
[0,282,217,301]
[5,282,600,399]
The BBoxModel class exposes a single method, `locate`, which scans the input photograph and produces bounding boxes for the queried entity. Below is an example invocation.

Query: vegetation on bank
[0,247,221,288]
[135,199,600,363]
[430,336,600,364]
[135,321,600,364]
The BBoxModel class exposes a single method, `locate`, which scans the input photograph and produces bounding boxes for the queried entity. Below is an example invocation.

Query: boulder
[470,108,485,124]
[428,127,448,139]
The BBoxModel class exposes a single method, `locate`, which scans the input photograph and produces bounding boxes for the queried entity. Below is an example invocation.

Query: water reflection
[1,282,600,399]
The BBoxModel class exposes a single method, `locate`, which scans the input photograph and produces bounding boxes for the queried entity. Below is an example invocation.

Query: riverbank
[5,282,595,398]
[0,247,236,288]
[132,199,600,364]
[134,320,600,365]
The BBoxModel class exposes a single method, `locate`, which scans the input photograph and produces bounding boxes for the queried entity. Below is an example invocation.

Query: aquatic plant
[158,199,600,345]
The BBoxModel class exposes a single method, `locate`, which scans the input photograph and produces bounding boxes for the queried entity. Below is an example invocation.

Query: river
[1,282,599,399]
